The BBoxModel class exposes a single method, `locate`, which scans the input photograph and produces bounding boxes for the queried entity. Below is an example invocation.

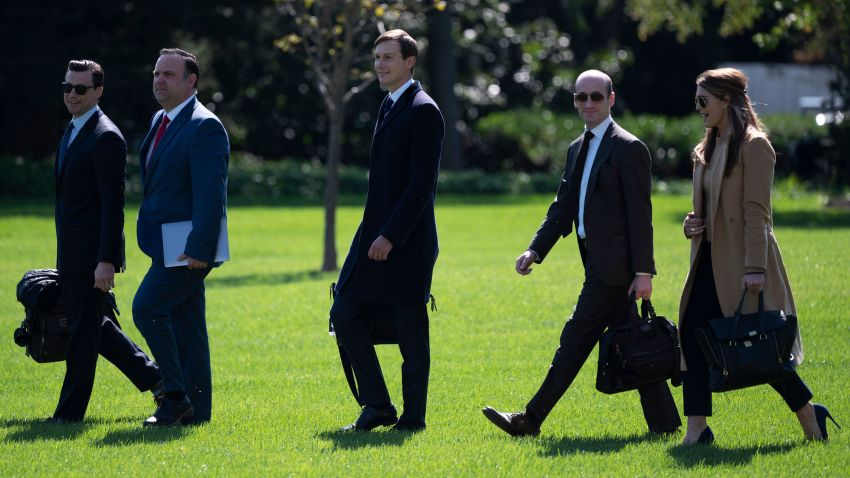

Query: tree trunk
[322,102,346,272]
[426,7,463,170]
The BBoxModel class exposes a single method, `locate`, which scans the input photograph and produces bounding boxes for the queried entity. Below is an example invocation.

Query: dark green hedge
[475,110,828,177]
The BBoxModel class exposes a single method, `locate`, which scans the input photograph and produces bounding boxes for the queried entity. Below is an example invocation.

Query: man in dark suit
[51,59,162,423]
[331,29,444,432]
[482,70,681,436]
[132,48,229,427]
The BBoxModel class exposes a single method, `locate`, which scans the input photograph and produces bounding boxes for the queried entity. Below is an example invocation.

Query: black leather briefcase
[596,295,682,394]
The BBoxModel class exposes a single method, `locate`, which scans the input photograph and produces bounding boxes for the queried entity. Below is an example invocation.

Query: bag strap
[329,281,365,406]
[640,298,656,320]
[338,345,365,406]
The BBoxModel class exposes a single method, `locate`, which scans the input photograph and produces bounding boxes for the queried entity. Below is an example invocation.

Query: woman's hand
[683,212,705,238]
[742,272,765,293]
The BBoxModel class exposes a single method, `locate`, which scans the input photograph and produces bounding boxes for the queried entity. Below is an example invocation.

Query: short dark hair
[67,59,104,87]
[374,29,419,59]
[159,48,200,89]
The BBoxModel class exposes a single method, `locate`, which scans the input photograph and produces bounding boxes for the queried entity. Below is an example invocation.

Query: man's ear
[405,55,416,73]
[609,91,616,108]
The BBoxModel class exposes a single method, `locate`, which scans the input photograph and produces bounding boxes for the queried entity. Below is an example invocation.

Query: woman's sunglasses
[695,96,708,108]
[574,92,606,103]
[61,82,96,95]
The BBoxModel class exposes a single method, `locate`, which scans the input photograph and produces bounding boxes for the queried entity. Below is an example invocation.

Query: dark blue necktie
[58,123,75,173]
[377,97,394,130]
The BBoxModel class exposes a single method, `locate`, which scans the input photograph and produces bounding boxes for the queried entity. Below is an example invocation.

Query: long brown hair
[693,68,767,176]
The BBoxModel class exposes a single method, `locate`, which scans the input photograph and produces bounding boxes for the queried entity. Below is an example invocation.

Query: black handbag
[694,290,798,393]
[596,295,682,394]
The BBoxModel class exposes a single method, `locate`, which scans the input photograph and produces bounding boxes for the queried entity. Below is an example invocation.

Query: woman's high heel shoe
[696,426,714,444]
[813,403,840,440]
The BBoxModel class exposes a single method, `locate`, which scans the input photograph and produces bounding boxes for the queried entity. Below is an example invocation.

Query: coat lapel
[144,97,196,179]
[582,122,615,208]
[374,81,421,136]
[57,111,100,187]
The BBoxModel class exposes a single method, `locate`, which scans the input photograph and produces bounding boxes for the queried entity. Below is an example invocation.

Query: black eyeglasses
[574,92,606,103]
[695,96,708,108]
[61,82,96,95]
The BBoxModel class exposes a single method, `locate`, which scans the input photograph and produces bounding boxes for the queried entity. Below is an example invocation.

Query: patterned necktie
[377,97,394,130]
[58,123,75,173]
[146,115,170,171]
[566,130,595,219]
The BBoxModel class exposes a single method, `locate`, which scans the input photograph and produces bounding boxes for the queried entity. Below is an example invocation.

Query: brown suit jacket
[678,130,802,365]
[529,121,655,285]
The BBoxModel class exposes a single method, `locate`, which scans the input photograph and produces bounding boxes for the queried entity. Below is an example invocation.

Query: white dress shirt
[577,115,613,239]
[146,94,195,163]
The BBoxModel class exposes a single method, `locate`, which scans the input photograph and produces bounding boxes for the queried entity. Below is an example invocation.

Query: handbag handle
[627,290,656,321]
[732,289,766,338]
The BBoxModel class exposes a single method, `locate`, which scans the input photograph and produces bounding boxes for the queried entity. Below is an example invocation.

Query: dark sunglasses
[61,82,96,95]
[695,96,708,108]
[574,92,606,103]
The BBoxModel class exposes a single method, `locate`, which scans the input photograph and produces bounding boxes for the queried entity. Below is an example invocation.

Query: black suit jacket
[529,121,654,285]
[336,82,445,304]
[55,109,126,274]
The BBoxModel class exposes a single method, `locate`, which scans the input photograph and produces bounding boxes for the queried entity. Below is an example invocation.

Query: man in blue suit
[51,59,162,423]
[133,48,229,427]
[331,29,444,432]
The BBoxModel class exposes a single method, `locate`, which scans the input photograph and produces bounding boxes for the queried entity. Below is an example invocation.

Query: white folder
[162,217,230,267]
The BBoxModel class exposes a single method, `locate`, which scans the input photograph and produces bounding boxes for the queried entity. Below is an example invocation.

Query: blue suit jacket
[137,96,229,265]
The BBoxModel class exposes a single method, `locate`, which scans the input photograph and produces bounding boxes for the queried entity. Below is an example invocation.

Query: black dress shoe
[44,416,82,425]
[143,397,195,427]
[482,406,540,437]
[813,403,841,440]
[341,405,398,431]
[392,421,426,432]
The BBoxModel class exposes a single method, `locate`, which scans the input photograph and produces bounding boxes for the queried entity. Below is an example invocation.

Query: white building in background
[720,62,842,117]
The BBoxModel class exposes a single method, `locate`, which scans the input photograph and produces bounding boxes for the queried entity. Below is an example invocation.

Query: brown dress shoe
[482,406,540,437]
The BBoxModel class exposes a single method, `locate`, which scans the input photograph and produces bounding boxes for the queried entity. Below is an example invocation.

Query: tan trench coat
[678,131,803,368]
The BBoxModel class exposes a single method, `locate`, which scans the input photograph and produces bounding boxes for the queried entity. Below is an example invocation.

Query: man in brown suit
[482,70,681,436]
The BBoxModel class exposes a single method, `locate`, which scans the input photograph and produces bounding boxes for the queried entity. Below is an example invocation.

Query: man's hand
[516,250,538,276]
[742,273,765,293]
[628,275,652,300]
[93,262,115,292]
[177,253,209,270]
[368,235,393,261]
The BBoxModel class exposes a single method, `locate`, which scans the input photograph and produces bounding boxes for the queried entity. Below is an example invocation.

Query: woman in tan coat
[679,68,838,445]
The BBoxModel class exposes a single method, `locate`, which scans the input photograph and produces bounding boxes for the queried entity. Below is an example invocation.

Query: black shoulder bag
[694,290,798,392]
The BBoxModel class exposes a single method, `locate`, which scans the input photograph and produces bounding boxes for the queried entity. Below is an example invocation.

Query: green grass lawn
[1,193,848,476]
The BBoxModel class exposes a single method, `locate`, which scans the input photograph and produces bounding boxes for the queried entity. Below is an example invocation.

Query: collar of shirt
[389,78,415,104]
[69,105,100,144]
[163,94,196,122]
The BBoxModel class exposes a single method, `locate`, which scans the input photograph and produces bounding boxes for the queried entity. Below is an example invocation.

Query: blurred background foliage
[1,0,847,198]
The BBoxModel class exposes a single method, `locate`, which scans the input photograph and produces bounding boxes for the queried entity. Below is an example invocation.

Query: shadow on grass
[667,441,798,468]
[316,429,414,450]
[537,432,661,457]
[95,427,190,446]
[2,418,91,442]
[206,269,335,288]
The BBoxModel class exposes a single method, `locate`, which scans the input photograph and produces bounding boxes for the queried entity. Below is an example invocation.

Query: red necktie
[146,115,170,171]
